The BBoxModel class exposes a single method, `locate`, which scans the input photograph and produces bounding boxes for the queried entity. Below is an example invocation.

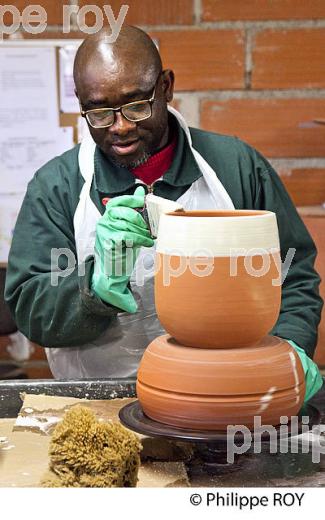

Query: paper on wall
[0,45,74,192]
[0,126,74,194]
[0,126,74,262]
[0,47,58,130]
[59,45,80,113]
[0,46,76,262]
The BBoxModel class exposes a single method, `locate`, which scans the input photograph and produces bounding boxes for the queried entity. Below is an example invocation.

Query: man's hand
[286,339,323,402]
[91,186,154,312]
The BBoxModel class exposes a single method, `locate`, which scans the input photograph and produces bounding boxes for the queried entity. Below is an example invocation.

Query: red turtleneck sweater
[102,136,177,207]
[130,134,177,185]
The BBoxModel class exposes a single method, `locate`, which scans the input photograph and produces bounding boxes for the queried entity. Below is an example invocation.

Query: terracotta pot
[155,210,281,348]
[137,335,305,430]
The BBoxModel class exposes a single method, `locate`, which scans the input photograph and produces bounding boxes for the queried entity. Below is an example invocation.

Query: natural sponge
[41,405,142,487]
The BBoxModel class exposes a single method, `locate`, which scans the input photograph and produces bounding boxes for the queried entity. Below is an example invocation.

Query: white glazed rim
[157,211,280,256]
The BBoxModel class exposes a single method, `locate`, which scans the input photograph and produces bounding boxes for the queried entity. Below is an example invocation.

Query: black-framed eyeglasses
[80,73,161,129]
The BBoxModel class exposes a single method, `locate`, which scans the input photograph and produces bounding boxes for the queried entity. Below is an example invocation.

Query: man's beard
[111,151,152,169]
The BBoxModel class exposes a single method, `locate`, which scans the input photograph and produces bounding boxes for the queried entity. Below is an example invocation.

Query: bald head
[74,25,174,169]
[74,25,162,93]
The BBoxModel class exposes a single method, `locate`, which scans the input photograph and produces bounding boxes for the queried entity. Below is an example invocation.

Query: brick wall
[7,0,325,188]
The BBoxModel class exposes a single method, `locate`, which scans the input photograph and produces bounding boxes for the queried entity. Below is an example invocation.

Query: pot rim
[166,209,274,218]
[157,210,280,254]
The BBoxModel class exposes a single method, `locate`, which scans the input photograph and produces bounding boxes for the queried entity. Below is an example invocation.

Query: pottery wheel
[119,400,320,444]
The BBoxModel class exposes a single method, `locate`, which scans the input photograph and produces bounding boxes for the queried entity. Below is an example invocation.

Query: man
[5,26,323,400]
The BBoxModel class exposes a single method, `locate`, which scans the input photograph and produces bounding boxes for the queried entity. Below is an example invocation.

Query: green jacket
[5,118,323,357]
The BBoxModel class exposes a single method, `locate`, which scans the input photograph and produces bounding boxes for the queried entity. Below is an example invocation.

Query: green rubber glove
[286,339,323,402]
[91,186,154,313]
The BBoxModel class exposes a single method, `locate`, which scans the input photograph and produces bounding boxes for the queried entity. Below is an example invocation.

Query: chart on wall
[59,45,80,113]
[0,45,75,263]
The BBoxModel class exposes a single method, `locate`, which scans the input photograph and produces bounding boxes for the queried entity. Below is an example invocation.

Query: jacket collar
[93,114,202,196]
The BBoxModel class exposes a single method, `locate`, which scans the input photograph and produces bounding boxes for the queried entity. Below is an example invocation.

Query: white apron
[46,107,234,379]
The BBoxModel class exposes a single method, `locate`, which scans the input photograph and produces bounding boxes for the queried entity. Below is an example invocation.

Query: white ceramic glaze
[156,210,280,257]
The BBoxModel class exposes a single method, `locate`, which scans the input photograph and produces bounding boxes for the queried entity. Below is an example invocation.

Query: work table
[0,378,324,487]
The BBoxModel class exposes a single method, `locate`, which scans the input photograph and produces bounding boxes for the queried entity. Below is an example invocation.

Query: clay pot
[137,335,305,430]
[155,210,281,348]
